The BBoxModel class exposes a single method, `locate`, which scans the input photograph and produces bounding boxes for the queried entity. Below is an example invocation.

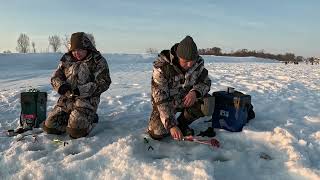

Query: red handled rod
[183,136,220,148]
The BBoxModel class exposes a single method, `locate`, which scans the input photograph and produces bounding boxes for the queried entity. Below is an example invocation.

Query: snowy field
[0,53,319,180]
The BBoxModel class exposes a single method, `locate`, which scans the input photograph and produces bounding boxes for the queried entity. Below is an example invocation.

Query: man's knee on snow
[66,126,92,139]
[67,109,94,138]
[148,115,169,140]
[68,109,95,128]
[43,124,65,135]
[43,109,68,135]
[147,129,169,140]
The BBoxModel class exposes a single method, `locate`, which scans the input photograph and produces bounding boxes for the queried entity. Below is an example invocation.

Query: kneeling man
[148,36,211,140]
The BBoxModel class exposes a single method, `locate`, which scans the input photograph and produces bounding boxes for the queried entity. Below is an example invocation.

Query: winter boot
[177,114,194,136]
[197,127,216,137]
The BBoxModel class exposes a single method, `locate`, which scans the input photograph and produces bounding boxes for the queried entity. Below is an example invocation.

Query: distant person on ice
[43,32,111,138]
[148,35,211,140]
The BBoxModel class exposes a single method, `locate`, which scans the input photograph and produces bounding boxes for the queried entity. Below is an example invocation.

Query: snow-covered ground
[0,53,319,180]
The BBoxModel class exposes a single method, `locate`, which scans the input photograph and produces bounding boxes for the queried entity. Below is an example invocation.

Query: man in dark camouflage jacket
[148,36,211,140]
[43,32,111,138]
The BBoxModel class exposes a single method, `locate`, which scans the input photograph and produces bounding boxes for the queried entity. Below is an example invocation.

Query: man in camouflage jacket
[148,36,211,140]
[44,32,111,138]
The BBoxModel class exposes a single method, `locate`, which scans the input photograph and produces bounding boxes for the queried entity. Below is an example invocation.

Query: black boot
[177,114,194,136]
[178,123,194,136]
[197,127,216,137]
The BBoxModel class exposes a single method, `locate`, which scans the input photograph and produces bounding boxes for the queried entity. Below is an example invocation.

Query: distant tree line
[4,34,319,65]
[199,47,319,65]
[12,33,96,54]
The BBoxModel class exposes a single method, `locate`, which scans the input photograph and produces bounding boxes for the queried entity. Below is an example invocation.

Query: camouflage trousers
[148,100,205,137]
[44,95,99,138]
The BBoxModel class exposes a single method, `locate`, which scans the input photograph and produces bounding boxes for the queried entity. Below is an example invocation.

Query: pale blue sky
[0,0,319,57]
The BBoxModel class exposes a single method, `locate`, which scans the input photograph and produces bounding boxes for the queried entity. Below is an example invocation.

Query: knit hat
[176,36,198,61]
[70,32,92,51]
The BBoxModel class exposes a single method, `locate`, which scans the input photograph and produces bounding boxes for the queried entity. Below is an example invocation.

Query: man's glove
[58,84,72,95]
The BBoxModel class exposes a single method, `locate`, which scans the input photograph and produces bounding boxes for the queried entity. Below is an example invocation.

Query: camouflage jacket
[151,49,211,130]
[51,51,111,103]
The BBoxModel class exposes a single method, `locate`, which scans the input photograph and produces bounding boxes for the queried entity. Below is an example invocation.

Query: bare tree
[146,48,158,54]
[16,33,30,53]
[48,35,62,52]
[62,34,70,51]
[308,57,315,65]
[86,33,96,47]
[31,42,36,53]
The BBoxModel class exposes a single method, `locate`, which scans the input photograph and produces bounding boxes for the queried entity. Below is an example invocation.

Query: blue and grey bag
[211,89,255,132]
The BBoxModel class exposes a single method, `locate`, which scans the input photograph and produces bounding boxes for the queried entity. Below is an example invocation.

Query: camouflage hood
[69,32,98,53]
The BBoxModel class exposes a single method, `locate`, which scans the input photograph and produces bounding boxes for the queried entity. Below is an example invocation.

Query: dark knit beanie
[176,35,198,61]
[70,32,90,51]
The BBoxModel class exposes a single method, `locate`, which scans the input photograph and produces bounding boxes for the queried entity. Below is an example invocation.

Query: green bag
[20,91,47,129]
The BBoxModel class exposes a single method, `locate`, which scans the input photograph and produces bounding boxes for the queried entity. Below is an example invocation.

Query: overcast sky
[0,0,319,57]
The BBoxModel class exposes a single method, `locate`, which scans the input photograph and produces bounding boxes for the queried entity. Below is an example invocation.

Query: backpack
[20,89,47,130]
[211,90,255,132]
